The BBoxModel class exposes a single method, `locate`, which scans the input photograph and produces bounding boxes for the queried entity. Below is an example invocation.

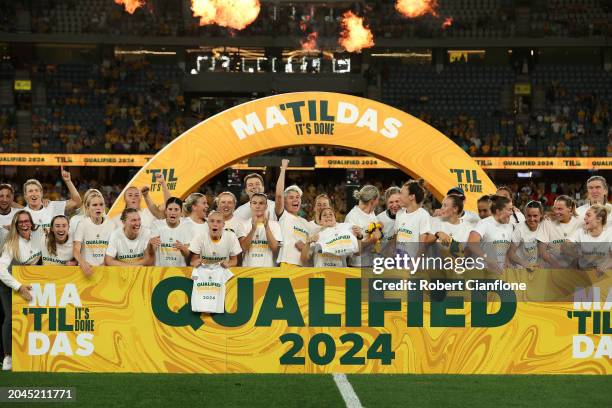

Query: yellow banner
[0,154,152,167]
[14,80,32,91]
[474,157,612,170]
[12,266,611,374]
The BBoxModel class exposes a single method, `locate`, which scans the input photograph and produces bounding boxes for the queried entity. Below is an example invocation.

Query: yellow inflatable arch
[109,92,496,217]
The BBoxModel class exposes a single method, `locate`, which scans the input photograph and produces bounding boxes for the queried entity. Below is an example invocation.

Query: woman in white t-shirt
[431,195,471,260]
[189,211,241,268]
[508,201,544,271]
[216,191,246,239]
[376,187,402,258]
[182,192,209,237]
[468,195,514,274]
[0,210,40,370]
[73,191,116,276]
[537,195,584,268]
[394,180,433,260]
[301,207,360,267]
[496,186,526,226]
[111,187,157,230]
[566,204,612,275]
[150,197,191,267]
[105,208,155,266]
[345,185,381,267]
[274,159,312,266]
[41,215,75,266]
[241,193,282,267]
[23,168,82,229]
[309,194,332,230]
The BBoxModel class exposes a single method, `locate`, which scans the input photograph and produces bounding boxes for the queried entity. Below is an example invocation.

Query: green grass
[0,373,609,408]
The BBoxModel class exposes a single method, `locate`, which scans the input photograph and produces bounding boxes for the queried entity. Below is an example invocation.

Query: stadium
[0,0,610,407]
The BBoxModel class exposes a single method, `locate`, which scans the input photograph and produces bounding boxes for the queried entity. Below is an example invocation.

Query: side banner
[12,266,611,374]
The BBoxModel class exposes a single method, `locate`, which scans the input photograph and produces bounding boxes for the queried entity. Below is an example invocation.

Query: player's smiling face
[165,203,182,225]
[245,177,264,197]
[0,187,13,212]
[525,207,542,230]
[218,195,235,217]
[250,196,267,218]
[285,191,301,214]
[440,197,458,219]
[320,208,336,227]
[25,183,43,208]
[51,217,69,243]
[207,213,225,238]
[124,212,141,234]
[553,201,571,222]
[386,193,401,215]
[584,208,601,230]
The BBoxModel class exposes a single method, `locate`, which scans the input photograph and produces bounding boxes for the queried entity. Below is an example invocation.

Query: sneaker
[2,355,11,371]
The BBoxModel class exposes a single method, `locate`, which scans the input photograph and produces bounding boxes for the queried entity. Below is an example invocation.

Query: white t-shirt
[317,223,359,257]
[394,207,432,259]
[188,229,242,264]
[576,202,612,219]
[0,229,43,290]
[431,217,471,259]
[345,205,378,267]
[461,210,481,228]
[111,208,156,230]
[277,211,311,266]
[191,265,233,313]
[234,200,277,221]
[472,216,513,269]
[511,222,542,268]
[510,209,526,226]
[41,235,74,265]
[567,228,612,270]
[0,228,7,250]
[376,210,396,257]
[106,228,152,264]
[151,220,192,267]
[181,217,208,237]
[241,219,283,267]
[25,201,67,229]
[74,217,116,266]
[69,213,84,237]
[224,216,246,239]
[0,208,18,227]
[536,217,584,267]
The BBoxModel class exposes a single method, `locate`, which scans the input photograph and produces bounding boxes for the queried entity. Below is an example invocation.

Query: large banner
[12,266,611,374]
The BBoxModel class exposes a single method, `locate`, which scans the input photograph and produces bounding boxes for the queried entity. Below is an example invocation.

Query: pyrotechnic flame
[395,0,438,18]
[441,17,453,28]
[191,0,261,31]
[300,32,319,51]
[338,11,374,53]
[114,0,145,14]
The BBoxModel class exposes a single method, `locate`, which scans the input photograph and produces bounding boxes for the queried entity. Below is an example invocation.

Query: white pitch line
[332,373,363,408]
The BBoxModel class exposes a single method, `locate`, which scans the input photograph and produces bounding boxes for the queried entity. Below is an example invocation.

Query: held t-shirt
[316,224,359,257]
[74,217,116,266]
[191,264,233,313]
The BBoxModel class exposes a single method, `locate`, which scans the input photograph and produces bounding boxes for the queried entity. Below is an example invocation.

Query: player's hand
[432,209,443,217]
[219,260,229,268]
[294,241,306,251]
[66,260,78,266]
[140,186,150,196]
[174,240,189,252]
[155,172,165,184]
[351,226,361,237]
[18,284,32,301]
[436,232,451,245]
[42,198,50,208]
[60,166,71,183]
[281,159,289,170]
[149,235,161,249]
[80,262,94,277]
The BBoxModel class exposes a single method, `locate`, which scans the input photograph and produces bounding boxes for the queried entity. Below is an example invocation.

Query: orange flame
[301,32,319,51]
[395,0,438,18]
[441,17,453,28]
[114,0,145,14]
[191,0,261,31]
[338,11,374,53]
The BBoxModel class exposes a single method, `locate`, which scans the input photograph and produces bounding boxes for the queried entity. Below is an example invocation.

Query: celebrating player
[182,192,209,236]
[73,190,116,276]
[477,195,493,219]
[216,191,245,239]
[431,195,471,260]
[23,167,82,229]
[508,200,544,271]
[309,194,332,228]
[345,185,380,267]
[566,204,612,276]
[0,210,41,371]
[241,193,282,267]
[41,215,75,265]
[0,184,19,228]
[394,180,433,260]
[537,195,583,268]
[495,186,525,225]
[111,186,156,229]
[150,197,191,267]
[105,208,155,266]
[376,187,401,258]
[234,173,276,221]
[189,211,241,268]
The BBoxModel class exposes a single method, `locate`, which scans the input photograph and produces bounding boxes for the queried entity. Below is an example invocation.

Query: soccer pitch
[0,373,608,407]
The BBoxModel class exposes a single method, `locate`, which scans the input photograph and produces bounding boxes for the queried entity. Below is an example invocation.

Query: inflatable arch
[109,92,496,217]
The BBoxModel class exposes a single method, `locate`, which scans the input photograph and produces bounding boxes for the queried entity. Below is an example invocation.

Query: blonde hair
[23,179,43,194]
[215,191,237,206]
[2,210,38,261]
[353,185,380,204]
[184,193,206,215]
[82,189,105,219]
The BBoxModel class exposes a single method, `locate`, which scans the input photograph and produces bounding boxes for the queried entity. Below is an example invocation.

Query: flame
[191,0,261,30]
[114,0,145,14]
[395,0,438,18]
[338,11,374,53]
[300,32,319,51]
[441,17,453,28]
